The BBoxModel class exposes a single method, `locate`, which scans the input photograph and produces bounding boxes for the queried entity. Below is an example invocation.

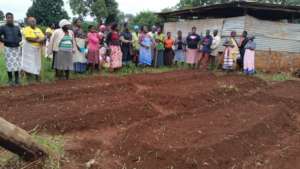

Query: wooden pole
[0,117,49,161]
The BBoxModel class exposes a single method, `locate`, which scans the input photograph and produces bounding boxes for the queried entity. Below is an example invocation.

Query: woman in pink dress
[87,25,101,72]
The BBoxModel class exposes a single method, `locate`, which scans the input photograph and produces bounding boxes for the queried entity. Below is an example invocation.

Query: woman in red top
[164,32,175,66]
[106,23,122,71]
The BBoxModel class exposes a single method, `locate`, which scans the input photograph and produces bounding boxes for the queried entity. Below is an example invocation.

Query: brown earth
[0,70,299,169]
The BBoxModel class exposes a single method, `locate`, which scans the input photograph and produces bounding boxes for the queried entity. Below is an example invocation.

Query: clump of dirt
[0,70,299,169]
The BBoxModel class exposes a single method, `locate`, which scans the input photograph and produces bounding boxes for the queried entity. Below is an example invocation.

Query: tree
[69,0,119,24]
[176,0,300,9]
[257,0,300,5]
[0,10,4,21]
[132,11,162,28]
[27,0,69,26]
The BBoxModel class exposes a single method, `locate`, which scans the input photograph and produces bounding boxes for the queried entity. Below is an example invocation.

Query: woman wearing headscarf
[223,31,240,70]
[106,23,122,71]
[243,35,256,75]
[48,19,76,80]
[22,17,45,81]
[139,26,154,66]
[72,18,87,73]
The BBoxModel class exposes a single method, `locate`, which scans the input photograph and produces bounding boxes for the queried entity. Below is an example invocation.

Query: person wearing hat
[48,19,76,80]
[22,16,45,81]
[243,35,256,75]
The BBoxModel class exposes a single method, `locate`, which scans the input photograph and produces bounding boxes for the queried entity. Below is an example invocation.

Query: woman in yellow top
[21,17,45,81]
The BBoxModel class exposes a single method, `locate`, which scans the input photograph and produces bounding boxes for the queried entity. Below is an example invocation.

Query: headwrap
[99,25,106,31]
[59,19,71,28]
[134,25,139,30]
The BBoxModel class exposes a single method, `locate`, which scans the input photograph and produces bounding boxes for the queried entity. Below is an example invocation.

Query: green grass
[0,133,64,169]
[255,71,293,82]
[32,133,64,169]
[0,50,186,86]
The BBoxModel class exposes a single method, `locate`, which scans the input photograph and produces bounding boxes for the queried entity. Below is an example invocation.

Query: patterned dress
[107,31,122,69]
[139,33,153,66]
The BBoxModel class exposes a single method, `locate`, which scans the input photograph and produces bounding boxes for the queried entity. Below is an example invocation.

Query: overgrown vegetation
[0,51,185,86]
[0,134,64,169]
[255,71,293,82]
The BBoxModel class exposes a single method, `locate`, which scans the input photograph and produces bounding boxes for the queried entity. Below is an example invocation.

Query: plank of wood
[0,117,49,161]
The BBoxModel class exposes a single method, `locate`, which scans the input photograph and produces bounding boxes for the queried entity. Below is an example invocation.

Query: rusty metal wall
[164,18,224,38]
[245,15,300,53]
[222,16,245,36]
[163,15,300,53]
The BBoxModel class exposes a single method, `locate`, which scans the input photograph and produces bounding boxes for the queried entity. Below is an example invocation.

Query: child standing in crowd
[174,30,186,66]
[87,25,101,73]
[164,32,175,66]
[99,47,112,69]
[243,35,256,75]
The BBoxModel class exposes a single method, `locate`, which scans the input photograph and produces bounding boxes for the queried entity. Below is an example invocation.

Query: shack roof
[158,1,300,20]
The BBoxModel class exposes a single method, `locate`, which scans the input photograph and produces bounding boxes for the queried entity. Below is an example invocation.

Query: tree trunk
[0,117,49,161]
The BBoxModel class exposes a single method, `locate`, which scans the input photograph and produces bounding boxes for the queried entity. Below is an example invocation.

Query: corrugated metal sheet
[222,16,245,36]
[245,15,300,53]
[164,18,224,38]
[164,15,300,53]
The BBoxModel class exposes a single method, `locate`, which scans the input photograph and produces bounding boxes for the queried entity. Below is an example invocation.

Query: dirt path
[0,70,299,169]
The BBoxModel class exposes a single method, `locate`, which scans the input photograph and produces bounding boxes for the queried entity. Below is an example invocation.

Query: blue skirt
[139,47,152,65]
[73,62,87,73]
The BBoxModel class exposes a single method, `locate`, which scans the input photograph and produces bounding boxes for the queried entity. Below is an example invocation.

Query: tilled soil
[0,70,299,169]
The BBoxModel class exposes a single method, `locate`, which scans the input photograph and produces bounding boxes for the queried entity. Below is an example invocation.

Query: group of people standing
[135,25,256,75]
[0,13,45,85]
[0,12,257,86]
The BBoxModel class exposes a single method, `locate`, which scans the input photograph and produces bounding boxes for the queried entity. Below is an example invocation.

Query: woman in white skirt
[22,17,45,81]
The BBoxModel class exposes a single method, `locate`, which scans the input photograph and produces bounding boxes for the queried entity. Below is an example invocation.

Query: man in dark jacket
[0,12,22,86]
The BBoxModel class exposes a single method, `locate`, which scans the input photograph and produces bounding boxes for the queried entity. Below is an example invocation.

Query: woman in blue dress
[139,26,153,66]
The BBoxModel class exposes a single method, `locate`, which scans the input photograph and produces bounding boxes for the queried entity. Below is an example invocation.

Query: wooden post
[0,117,49,161]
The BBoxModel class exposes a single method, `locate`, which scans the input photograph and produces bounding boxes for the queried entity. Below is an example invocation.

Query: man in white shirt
[210,30,221,67]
